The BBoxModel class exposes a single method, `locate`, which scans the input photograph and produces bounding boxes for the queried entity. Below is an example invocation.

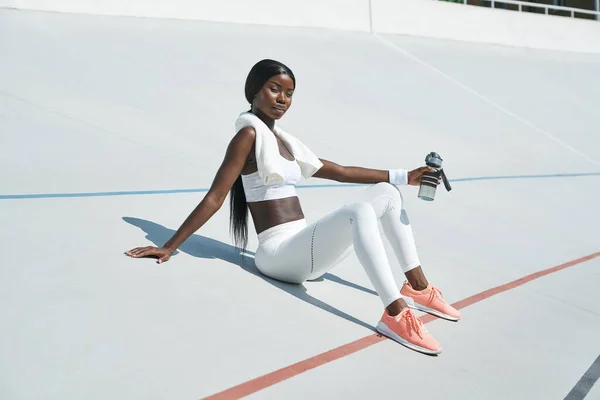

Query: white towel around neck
[234,112,323,186]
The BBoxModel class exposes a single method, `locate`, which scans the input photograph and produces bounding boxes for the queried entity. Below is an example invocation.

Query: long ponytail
[229,175,249,251]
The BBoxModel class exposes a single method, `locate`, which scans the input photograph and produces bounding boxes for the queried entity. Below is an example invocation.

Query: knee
[380,182,404,201]
[374,182,404,209]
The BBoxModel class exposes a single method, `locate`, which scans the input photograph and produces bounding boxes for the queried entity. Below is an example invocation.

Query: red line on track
[203,252,600,400]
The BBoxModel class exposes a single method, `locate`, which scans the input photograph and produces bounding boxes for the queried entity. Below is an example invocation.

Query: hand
[407,166,438,186]
[125,246,173,264]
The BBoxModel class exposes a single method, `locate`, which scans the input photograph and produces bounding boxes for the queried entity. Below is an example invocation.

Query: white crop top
[241,156,302,202]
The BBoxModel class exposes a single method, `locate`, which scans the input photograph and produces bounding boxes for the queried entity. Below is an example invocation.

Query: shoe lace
[398,310,424,339]
[428,286,444,304]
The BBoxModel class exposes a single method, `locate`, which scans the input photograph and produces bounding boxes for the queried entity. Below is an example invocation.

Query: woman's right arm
[125,127,256,263]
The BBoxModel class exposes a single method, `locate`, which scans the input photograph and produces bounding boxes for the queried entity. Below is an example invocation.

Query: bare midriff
[247,197,305,234]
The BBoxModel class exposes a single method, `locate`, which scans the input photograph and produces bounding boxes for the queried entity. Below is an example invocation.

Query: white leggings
[254,182,421,307]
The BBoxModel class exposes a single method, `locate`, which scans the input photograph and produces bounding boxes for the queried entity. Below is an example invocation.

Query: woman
[125,59,460,355]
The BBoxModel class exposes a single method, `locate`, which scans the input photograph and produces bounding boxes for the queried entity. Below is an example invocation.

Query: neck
[251,108,275,131]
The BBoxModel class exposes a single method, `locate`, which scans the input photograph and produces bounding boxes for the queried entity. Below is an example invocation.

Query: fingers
[157,255,170,264]
[132,249,152,258]
[408,166,439,186]
[129,247,148,257]
[414,166,436,176]
[125,246,172,264]
[125,246,156,258]
[124,247,142,256]
[414,167,434,179]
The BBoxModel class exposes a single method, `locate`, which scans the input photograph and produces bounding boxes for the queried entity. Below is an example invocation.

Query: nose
[277,92,286,104]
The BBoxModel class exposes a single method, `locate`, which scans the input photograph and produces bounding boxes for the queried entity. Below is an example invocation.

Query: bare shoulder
[234,126,256,143]
[222,126,256,163]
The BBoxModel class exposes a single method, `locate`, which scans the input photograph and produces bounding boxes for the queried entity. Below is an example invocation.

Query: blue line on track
[1,172,599,200]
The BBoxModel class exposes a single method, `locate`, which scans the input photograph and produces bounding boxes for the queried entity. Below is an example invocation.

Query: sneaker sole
[403,297,460,321]
[376,322,442,355]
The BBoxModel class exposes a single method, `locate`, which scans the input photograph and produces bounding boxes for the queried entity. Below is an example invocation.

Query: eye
[270,87,279,93]
[286,92,293,98]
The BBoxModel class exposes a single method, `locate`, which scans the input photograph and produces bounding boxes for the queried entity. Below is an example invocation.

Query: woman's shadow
[123,217,378,331]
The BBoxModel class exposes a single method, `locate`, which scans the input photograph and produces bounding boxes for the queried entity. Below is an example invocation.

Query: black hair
[229,59,296,251]
[244,59,296,104]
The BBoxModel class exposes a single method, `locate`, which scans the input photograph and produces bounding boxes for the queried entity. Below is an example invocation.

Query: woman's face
[253,74,295,120]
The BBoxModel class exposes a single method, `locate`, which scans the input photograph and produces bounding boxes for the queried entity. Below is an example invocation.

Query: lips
[273,106,286,113]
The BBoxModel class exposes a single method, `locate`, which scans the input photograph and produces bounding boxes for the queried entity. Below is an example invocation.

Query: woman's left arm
[312,159,388,183]
[312,159,435,186]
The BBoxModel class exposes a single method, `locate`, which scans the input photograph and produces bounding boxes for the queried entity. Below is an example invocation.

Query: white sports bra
[241,156,301,202]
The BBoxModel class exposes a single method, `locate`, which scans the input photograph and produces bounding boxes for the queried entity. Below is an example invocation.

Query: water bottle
[418,152,452,201]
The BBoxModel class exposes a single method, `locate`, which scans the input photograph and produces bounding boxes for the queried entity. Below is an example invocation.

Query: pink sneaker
[400,281,461,321]
[376,308,442,355]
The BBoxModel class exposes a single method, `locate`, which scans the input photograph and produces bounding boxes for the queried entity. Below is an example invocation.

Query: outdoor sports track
[1,9,599,400]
